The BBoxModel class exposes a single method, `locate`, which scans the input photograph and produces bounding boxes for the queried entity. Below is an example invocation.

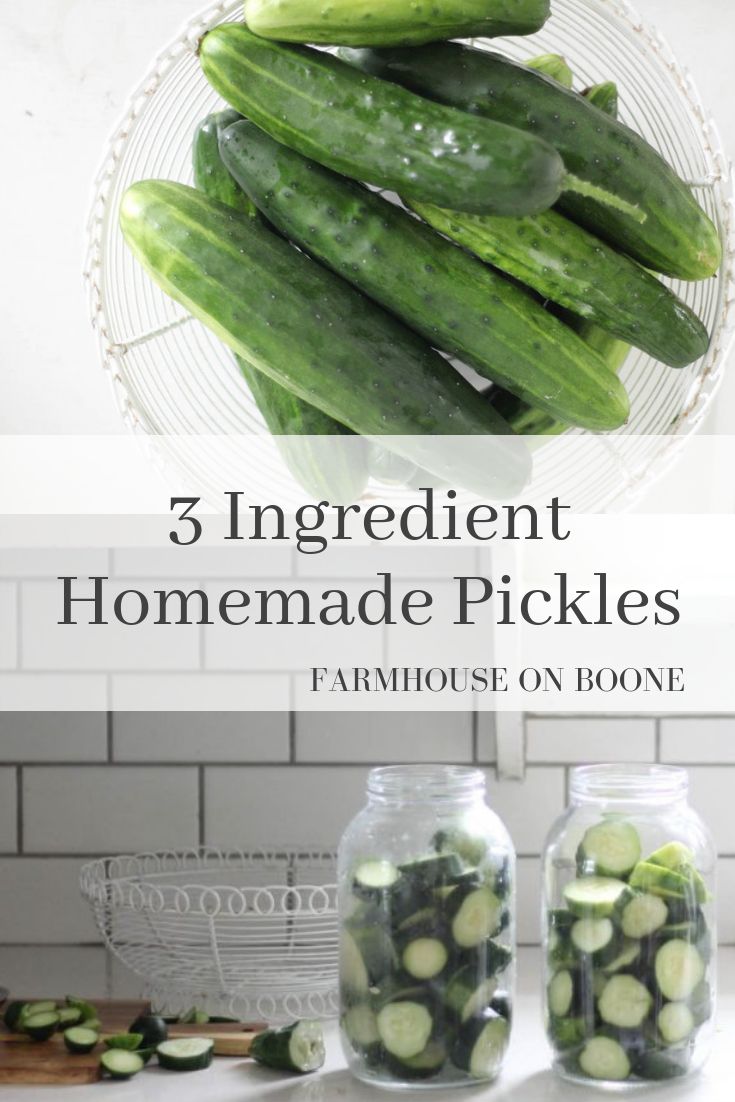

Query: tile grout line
[16,766,23,854]
[15,581,22,669]
[198,765,206,846]
[106,712,114,762]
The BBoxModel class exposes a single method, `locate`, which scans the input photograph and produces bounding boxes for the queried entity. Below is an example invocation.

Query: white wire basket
[80,847,339,1022]
[85,0,735,512]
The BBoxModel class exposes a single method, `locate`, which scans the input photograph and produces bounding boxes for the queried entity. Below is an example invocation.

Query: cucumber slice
[658,1001,695,1045]
[57,1007,83,1029]
[128,1013,169,1048]
[342,1003,380,1048]
[105,1032,144,1050]
[549,1015,587,1051]
[157,1037,215,1072]
[570,917,616,960]
[64,1027,99,1054]
[3,1001,28,1032]
[598,975,652,1029]
[377,1001,433,1060]
[387,1040,447,1081]
[101,1049,145,1079]
[22,1001,57,1020]
[399,853,464,888]
[401,936,448,980]
[250,1021,324,1074]
[548,970,575,1018]
[432,828,488,869]
[577,820,641,878]
[689,980,713,1026]
[578,1035,631,1081]
[354,859,400,893]
[344,920,398,985]
[655,940,705,1001]
[66,996,98,1024]
[23,1012,60,1042]
[445,966,498,1022]
[564,877,630,918]
[178,1007,210,1025]
[340,929,370,996]
[635,1045,692,1080]
[629,862,695,900]
[450,886,502,948]
[621,893,668,939]
[601,938,641,975]
[396,905,440,935]
[452,1008,509,1080]
[647,842,695,870]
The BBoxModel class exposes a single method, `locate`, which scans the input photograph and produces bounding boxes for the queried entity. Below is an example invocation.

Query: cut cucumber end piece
[23,1012,60,1042]
[157,1037,215,1072]
[354,859,400,891]
[100,1049,145,1079]
[64,1027,100,1054]
[563,876,630,918]
[577,820,641,878]
[104,1031,144,1050]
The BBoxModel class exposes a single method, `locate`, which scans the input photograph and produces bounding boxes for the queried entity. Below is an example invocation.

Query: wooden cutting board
[0,999,150,1085]
[0,998,267,1084]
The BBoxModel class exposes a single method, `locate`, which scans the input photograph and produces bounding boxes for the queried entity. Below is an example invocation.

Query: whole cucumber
[221,120,629,431]
[119,181,530,497]
[194,110,369,503]
[527,53,573,89]
[339,44,722,280]
[198,24,565,217]
[243,0,549,47]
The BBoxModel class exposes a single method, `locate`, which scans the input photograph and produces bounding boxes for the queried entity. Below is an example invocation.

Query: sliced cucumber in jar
[634,1045,692,1080]
[399,853,464,889]
[577,820,641,878]
[621,893,668,939]
[564,877,630,918]
[353,859,400,897]
[449,885,502,948]
[547,970,576,1018]
[598,975,652,1029]
[376,1000,433,1061]
[401,936,449,980]
[452,1008,509,1080]
[578,1035,631,1081]
[570,917,617,962]
[386,1039,447,1081]
[655,939,705,1001]
[342,1003,380,1049]
[601,938,641,975]
[657,1001,695,1045]
[445,966,498,1022]
[629,862,696,900]
[549,1015,587,1050]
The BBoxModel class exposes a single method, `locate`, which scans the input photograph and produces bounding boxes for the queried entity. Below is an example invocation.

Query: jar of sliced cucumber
[542,764,716,1088]
[338,765,514,1089]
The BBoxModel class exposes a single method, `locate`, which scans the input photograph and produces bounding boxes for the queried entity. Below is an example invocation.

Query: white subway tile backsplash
[0,768,17,851]
[719,859,735,943]
[526,717,656,763]
[0,713,107,762]
[23,766,199,854]
[688,767,735,854]
[294,712,473,763]
[0,674,108,711]
[111,673,290,712]
[661,717,735,763]
[205,766,368,848]
[516,856,542,944]
[0,858,99,943]
[0,549,110,578]
[0,582,17,669]
[476,713,498,764]
[486,767,565,855]
[112,711,289,762]
[21,581,201,671]
[113,546,292,578]
[0,946,107,997]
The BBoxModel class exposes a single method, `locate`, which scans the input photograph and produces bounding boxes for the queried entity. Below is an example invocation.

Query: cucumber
[100,1049,145,1079]
[251,1022,324,1074]
[386,1039,447,1080]
[654,940,705,1001]
[342,1003,380,1049]
[368,447,418,488]
[57,1007,83,1029]
[549,1015,587,1050]
[64,1027,100,1054]
[449,886,503,948]
[634,1046,692,1080]
[343,921,398,985]
[629,862,696,901]
[221,120,628,431]
[601,938,641,975]
[548,969,575,1018]
[66,996,99,1024]
[193,110,369,504]
[657,1001,695,1045]
[563,877,630,918]
[354,859,400,895]
[479,939,513,977]
[621,894,668,939]
[128,1013,168,1048]
[244,0,550,46]
[646,843,709,903]
[689,979,713,1027]
[445,967,498,1022]
[22,1001,57,1022]
[577,821,642,879]
[23,1011,60,1042]
[340,43,722,279]
[570,918,618,963]
[120,181,530,498]
[398,853,464,889]
[598,976,652,1029]
[376,1001,433,1060]
[157,1037,215,1072]
[527,53,573,88]
[583,80,618,117]
[578,1035,631,1080]
[3,1001,28,1032]
[432,828,488,870]
[401,936,449,980]
[104,1032,144,1050]
[340,930,370,996]
[200,25,566,218]
[451,1008,509,1079]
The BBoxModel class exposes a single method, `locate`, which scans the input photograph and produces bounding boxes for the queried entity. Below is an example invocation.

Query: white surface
[4,948,735,1101]
[1,0,734,437]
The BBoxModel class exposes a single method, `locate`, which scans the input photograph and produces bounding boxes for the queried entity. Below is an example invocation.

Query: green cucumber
[563,877,631,918]
[549,1015,587,1050]
[221,120,629,431]
[601,939,641,975]
[570,918,618,964]
[340,43,721,279]
[577,821,642,879]
[449,885,503,948]
[128,1014,168,1049]
[598,975,652,1029]
[451,1008,509,1079]
[634,1046,691,1080]
[445,967,498,1022]
[105,1032,144,1050]
[193,109,369,504]
[56,1007,83,1029]
[657,1001,695,1045]
[376,1001,433,1060]
[621,894,668,939]
[100,1049,145,1079]
[244,0,550,46]
[578,1034,631,1080]
[654,940,705,1001]
[386,1039,447,1080]
[66,996,99,1024]
[157,1037,215,1072]
[527,54,573,89]
[3,1001,28,1032]
[629,862,696,901]
[64,1027,100,1054]
[200,24,566,217]
[120,181,530,498]
[23,1012,60,1041]
[583,81,618,118]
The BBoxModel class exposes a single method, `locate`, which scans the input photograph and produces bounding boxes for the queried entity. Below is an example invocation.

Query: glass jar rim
[570,763,688,803]
[367,764,485,802]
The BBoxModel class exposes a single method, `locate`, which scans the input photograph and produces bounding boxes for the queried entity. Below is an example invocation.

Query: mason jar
[338,765,515,1090]
[542,764,716,1088]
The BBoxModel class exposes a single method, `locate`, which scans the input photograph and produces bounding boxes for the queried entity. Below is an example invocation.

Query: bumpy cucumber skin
[583,81,619,118]
[193,109,369,503]
[340,45,722,280]
[119,181,530,497]
[199,24,565,217]
[244,0,549,47]
[221,121,629,431]
[193,110,255,215]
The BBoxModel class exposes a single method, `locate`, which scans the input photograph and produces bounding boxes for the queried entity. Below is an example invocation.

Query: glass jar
[542,764,716,1089]
[338,765,515,1090]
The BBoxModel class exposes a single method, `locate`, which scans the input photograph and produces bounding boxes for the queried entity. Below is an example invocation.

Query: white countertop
[6,949,735,1100]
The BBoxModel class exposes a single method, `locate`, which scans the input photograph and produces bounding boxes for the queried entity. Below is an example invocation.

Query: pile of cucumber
[546,823,713,1083]
[119,1,721,500]
[340,831,513,1084]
